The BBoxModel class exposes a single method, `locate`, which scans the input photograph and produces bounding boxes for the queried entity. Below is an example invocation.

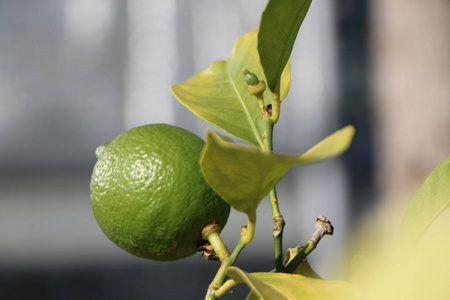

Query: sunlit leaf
[395,156,450,254]
[348,255,378,288]
[227,266,357,300]
[171,29,291,147]
[299,126,355,163]
[201,126,355,215]
[258,0,312,95]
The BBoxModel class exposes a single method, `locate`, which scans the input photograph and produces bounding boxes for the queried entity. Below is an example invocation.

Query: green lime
[90,124,230,261]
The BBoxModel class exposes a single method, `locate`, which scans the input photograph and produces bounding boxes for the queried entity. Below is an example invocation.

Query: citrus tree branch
[263,116,286,272]
[270,189,285,272]
[213,279,239,298]
[205,214,256,300]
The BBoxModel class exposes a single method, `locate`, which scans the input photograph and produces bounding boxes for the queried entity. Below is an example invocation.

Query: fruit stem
[284,216,334,273]
[202,224,230,261]
[204,215,256,300]
[263,116,286,272]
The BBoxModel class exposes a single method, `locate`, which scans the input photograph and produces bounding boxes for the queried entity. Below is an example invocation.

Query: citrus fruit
[90,124,230,261]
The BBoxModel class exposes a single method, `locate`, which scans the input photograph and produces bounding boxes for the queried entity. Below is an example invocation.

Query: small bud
[243,69,268,116]
[246,80,267,96]
[243,69,259,86]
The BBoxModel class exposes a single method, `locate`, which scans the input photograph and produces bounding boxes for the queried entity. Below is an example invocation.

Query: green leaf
[246,248,322,299]
[227,266,357,300]
[395,156,450,253]
[284,247,322,278]
[171,29,291,148]
[201,126,355,215]
[258,0,312,95]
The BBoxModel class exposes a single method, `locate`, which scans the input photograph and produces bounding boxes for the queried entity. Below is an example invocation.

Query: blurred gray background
[1,0,448,299]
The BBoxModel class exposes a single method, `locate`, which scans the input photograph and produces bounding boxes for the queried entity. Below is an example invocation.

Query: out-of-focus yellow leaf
[347,158,450,299]
[395,156,450,254]
[351,230,450,300]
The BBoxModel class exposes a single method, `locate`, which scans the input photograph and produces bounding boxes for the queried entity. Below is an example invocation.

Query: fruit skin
[90,124,230,261]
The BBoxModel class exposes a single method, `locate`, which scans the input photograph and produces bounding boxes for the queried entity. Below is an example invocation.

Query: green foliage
[258,0,312,95]
[168,0,450,298]
[200,126,354,217]
[171,4,357,293]
[395,156,450,254]
[171,29,290,148]
[227,266,357,300]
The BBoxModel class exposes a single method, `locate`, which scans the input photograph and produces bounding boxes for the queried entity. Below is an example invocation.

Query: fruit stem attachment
[204,214,256,300]
[285,216,334,273]
[202,223,230,261]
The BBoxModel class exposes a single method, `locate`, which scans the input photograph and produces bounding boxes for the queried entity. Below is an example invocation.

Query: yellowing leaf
[201,126,354,215]
[395,156,450,254]
[346,157,450,300]
[227,267,357,300]
[171,29,291,148]
[348,229,450,300]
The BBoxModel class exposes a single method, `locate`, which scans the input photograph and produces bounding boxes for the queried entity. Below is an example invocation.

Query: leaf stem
[270,93,281,124]
[262,115,274,153]
[263,117,285,272]
[256,94,270,117]
[205,214,256,300]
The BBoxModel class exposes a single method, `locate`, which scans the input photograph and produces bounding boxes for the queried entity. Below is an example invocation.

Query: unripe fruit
[90,124,230,261]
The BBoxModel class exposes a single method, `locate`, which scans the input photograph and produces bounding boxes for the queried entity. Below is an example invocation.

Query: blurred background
[0,0,448,299]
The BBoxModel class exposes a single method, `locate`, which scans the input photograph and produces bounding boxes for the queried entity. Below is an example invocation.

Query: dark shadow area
[0,259,274,300]
[335,0,375,218]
